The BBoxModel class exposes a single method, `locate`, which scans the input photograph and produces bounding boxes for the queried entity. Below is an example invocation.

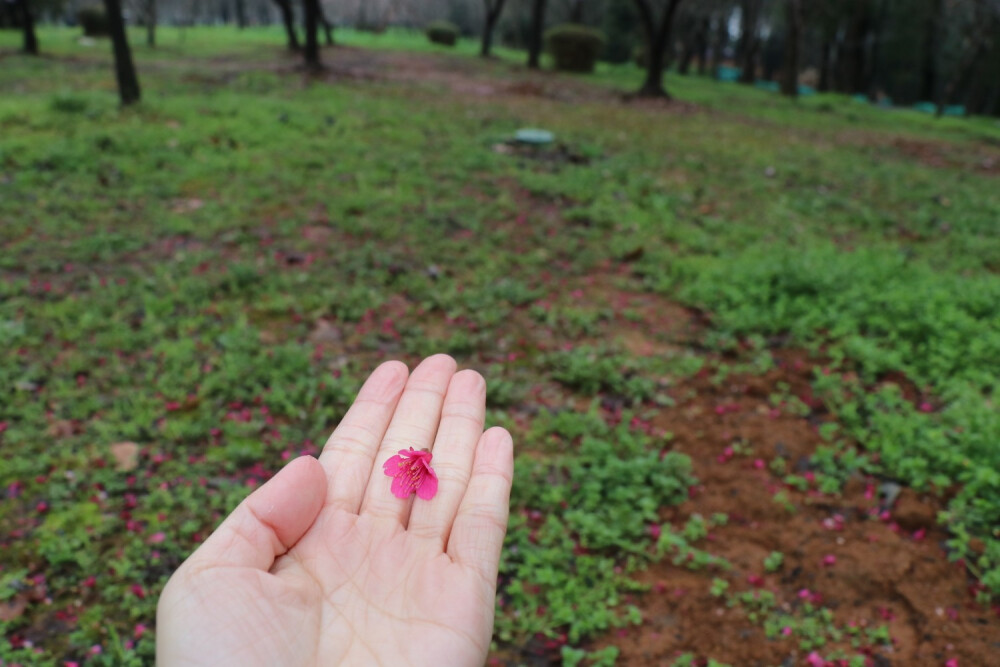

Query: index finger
[318,360,409,513]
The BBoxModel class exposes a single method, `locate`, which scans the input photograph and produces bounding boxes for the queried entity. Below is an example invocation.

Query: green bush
[77,5,110,37]
[545,24,605,73]
[425,20,459,47]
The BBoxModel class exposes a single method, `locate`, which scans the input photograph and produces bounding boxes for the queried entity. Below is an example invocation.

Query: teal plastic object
[913,102,965,116]
[514,128,555,144]
[716,65,740,82]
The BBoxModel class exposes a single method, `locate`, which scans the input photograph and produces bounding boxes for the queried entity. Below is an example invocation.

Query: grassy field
[2,26,1000,666]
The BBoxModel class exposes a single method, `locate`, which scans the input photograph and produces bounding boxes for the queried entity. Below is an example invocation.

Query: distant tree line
[4,0,999,116]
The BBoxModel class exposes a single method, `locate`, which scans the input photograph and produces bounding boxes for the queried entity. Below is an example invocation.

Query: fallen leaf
[0,596,27,622]
[170,198,204,214]
[309,319,342,344]
[110,442,140,472]
[47,420,76,438]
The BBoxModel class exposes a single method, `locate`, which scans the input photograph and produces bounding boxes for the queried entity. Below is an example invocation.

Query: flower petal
[416,469,438,500]
[383,455,404,476]
[390,472,414,499]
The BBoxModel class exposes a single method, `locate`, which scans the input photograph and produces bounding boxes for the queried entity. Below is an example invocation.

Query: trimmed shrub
[78,6,109,37]
[545,24,605,73]
[426,21,459,47]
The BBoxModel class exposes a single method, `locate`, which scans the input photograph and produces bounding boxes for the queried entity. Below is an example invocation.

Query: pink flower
[805,652,826,667]
[383,448,438,500]
[822,554,837,567]
[945,660,959,667]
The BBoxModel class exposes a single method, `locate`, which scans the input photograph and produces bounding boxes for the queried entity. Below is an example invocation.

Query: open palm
[157,356,514,666]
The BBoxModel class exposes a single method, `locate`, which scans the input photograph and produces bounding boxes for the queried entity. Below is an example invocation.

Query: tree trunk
[569,0,584,23]
[273,0,300,50]
[146,0,156,48]
[676,13,696,76]
[965,56,990,115]
[920,0,943,101]
[480,0,506,58]
[17,0,38,55]
[780,0,802,97]
[527,0,546,69]
[235,0,247,28]
[936,30,990,117]
[302,0,320,69]
[708,14,727,77]
[695,16,710,76]
[103,0,141,105]
[818,38,832,92]
[838,0,870,95]
[319,5,334,46]
[632,0,683,98]
[738,0,761,84]
[640,31,668,95]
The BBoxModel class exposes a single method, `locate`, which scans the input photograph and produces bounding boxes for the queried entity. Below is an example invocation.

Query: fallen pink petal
[383,447,438,500]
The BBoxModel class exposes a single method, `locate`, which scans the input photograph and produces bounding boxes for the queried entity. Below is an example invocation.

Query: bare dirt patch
[581,346,1000,666]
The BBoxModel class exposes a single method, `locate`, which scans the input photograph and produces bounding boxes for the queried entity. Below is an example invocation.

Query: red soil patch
[585,344,1000,666]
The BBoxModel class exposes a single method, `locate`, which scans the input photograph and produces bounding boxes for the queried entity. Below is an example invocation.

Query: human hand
[156,355,514,666]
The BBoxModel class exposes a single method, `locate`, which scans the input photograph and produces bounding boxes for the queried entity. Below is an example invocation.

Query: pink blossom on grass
[805,652,826,667]
[383,447,438,500]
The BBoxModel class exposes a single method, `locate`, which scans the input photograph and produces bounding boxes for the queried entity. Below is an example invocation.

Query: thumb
[186,455,327,571]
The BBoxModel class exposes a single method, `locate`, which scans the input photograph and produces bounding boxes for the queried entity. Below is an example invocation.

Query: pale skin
[156,355,514,666]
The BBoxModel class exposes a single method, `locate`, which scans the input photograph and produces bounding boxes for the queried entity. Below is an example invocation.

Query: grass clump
[498,415,695,645]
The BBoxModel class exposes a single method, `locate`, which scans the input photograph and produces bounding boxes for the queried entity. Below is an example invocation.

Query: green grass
[1,25,999,664]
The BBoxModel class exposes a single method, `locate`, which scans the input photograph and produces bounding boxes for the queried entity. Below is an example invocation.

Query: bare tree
[481,0,508,57]
[937,0,998,116]
[272,0,300,50]
[303,0,321,69]
[527,0,548,68]
[103,0,141,105]
[738,0,762,84]
[143,0,157,47]
[16,0,38,55]
[678,14,710,75]
[708,12,729,76]
[319,4,335,45]
[631,0,685,97]
[781,0,802,97]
